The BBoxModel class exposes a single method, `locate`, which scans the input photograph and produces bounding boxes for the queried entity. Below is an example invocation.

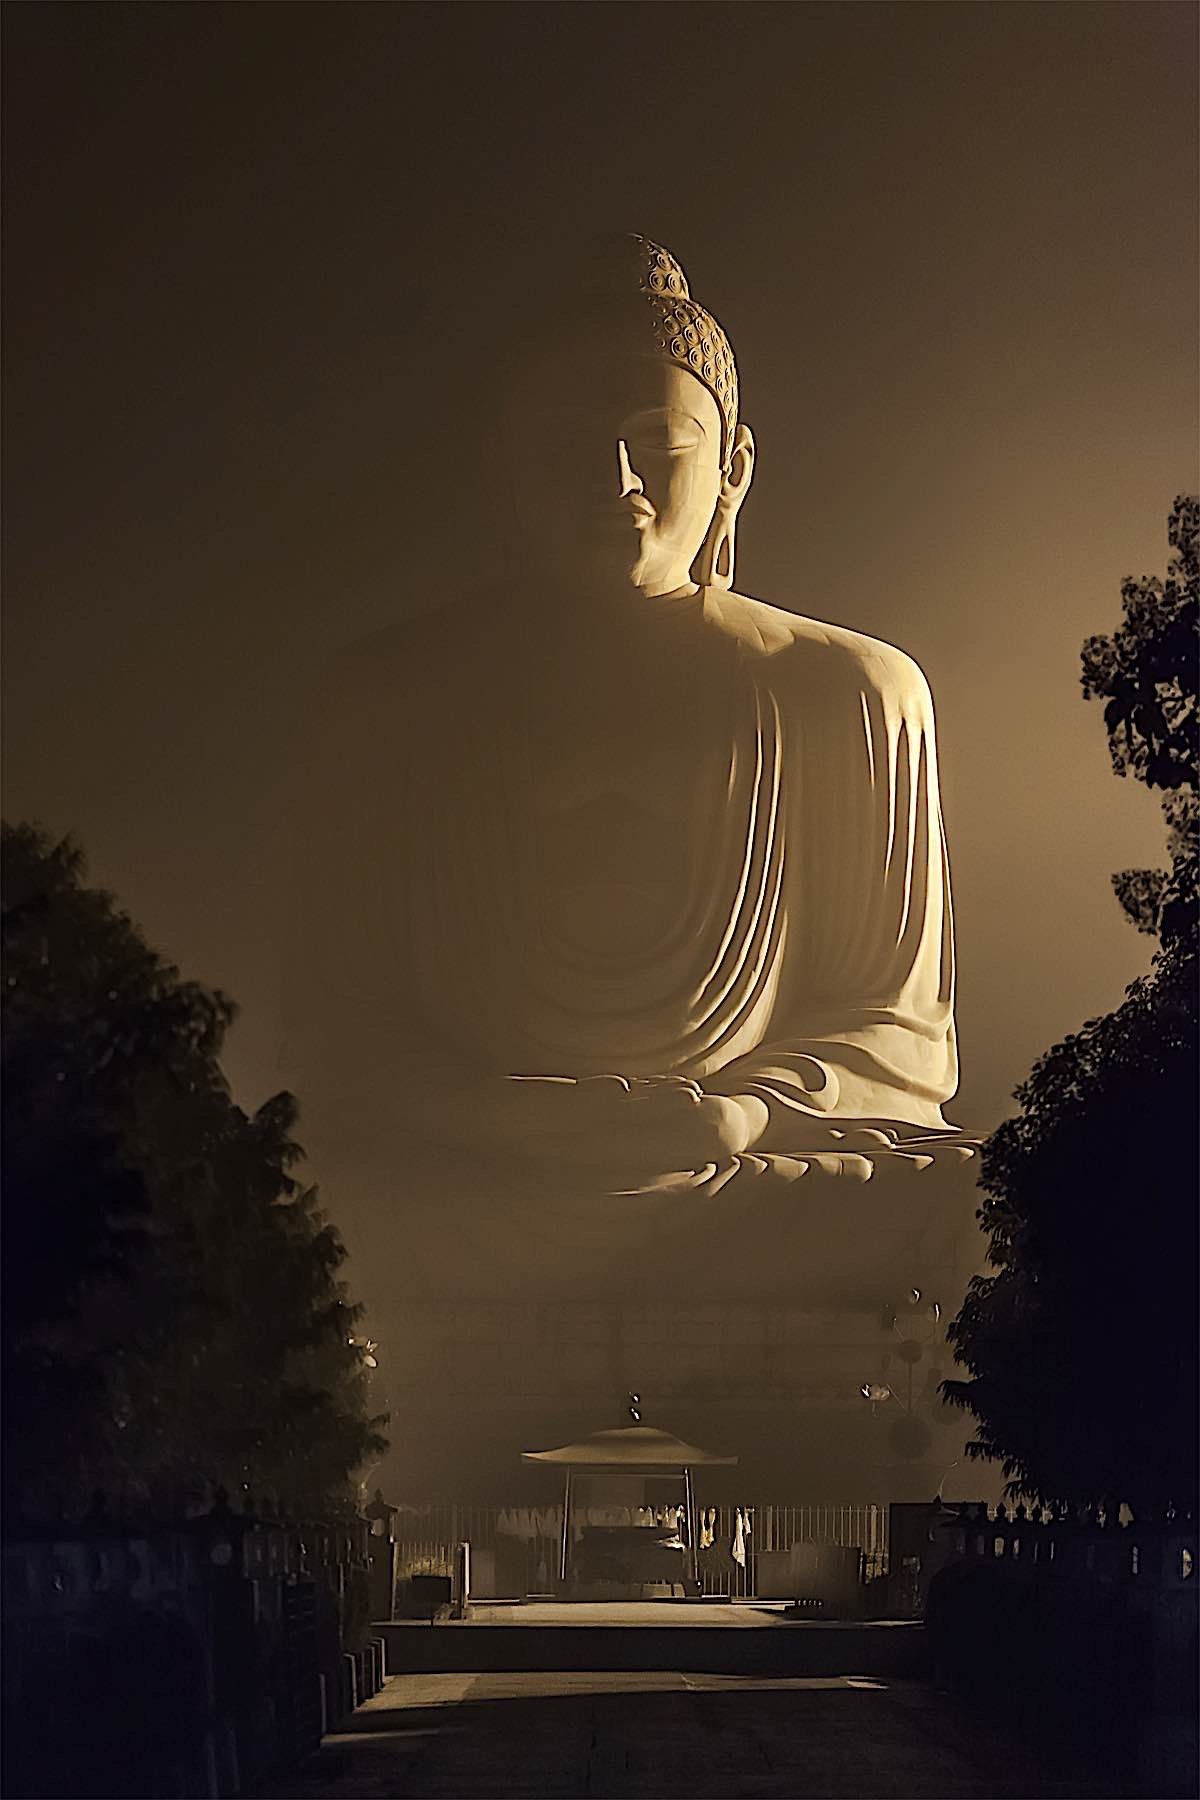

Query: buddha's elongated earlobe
[694,510,737,589]
[693,422,755,592]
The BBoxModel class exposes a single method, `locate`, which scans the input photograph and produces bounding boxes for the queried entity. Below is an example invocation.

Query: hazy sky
[5,0,1197,1148]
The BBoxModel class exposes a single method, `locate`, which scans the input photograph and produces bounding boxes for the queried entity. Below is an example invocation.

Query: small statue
[285,237,972,1289]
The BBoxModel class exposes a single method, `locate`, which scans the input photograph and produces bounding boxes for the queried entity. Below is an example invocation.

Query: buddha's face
[502,349,731,597]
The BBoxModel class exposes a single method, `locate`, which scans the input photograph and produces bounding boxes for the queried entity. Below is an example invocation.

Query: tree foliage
[2,823,387,1522]
[1081,494,1198,945]
[944,500,1198,1512]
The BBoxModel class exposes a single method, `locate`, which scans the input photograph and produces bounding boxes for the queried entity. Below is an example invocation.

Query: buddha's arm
[705,641,960,1149]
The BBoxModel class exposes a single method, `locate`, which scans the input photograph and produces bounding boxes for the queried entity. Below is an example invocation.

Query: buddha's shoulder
[708,589,933,708]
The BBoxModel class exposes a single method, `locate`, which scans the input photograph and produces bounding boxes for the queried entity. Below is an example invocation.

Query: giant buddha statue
[284,237,977,1492]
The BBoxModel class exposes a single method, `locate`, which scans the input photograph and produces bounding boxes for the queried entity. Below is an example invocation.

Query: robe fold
[285,584,960,1158]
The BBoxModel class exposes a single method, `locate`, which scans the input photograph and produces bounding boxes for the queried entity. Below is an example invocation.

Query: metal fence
[2,1507,381,1798]
[929,1503,1198,1797]
[696,1502,888,1596]
[390,1501,888,1601]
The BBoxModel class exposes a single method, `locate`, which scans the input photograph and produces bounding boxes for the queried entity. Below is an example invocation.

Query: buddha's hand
[498,1074,768,1175]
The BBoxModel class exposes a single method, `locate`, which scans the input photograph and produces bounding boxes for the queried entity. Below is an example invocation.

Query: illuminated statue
[285,237,973,1292]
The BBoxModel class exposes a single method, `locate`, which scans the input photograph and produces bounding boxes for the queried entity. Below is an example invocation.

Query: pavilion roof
[521,1425,737,1469]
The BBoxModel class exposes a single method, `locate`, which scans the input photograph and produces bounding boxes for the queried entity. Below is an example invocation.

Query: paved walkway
[259,1670,1092,1798]
[460,1601,793,1627]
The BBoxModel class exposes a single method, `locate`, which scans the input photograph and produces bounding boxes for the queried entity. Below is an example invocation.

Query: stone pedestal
[380,1294,973,1501]
[386,1296,978,1504]
[355,1153,984,1503]
[307,1089,987,1503]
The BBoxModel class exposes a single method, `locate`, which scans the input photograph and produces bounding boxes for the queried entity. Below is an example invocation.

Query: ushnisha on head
[502,234,756,598]
[611,235,740,469]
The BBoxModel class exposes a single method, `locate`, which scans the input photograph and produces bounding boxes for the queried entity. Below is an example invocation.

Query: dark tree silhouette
[1082,495,1198,947]
[2,823,387,1522]
[944,499,1198,1512]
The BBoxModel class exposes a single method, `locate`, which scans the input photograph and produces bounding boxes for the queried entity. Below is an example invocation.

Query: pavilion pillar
[559,1468,572,1588]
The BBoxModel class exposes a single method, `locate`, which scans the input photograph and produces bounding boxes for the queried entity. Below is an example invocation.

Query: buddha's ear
[720,422,755,515]
[694,423,755,592]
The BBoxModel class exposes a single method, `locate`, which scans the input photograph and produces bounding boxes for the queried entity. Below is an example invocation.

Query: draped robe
[284,583,967,1290]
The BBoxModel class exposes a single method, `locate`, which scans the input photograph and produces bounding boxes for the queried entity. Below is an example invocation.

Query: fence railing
[2,1500,385,1799]
[926,1503,1198,1799]
[388,1500,889,1602]
[696,1502,888,1596]
[940,1500,1197,1590]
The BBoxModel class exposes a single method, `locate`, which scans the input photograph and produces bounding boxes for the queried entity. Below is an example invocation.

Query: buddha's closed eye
[630,439,698,458]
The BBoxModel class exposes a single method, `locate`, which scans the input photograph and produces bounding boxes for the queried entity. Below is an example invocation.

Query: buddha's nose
[616,439,644,498]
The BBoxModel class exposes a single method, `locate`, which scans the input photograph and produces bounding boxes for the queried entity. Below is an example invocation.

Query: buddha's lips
[590,500,654,528]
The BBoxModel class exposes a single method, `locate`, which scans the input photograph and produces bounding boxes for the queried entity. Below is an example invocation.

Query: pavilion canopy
[521,1425,737,1469]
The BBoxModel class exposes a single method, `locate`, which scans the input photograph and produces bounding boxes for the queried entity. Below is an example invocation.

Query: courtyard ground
[258,1666,1098,1798]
